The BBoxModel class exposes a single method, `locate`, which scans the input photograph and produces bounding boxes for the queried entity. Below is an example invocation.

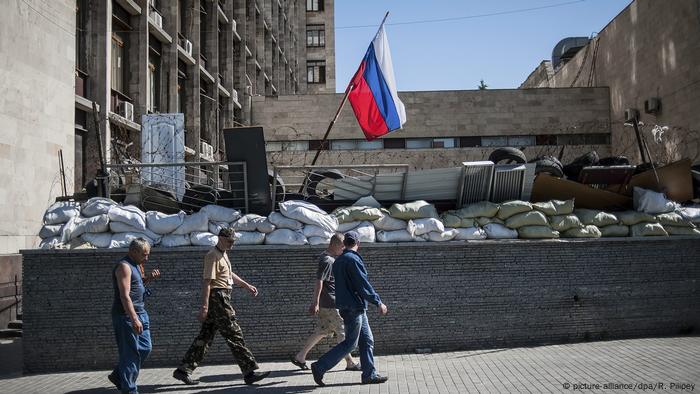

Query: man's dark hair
[218,227,235,240]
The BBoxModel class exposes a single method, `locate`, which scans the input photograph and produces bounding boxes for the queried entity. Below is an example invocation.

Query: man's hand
[378,303,388,316]
[147,269,160,280]
[198,307,208,322]
[308,303,319,315]
[131,316,144,334]
[247,284,259,297]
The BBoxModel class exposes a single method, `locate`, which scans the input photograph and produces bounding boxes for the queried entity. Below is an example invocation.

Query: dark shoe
[310,362,325,387]
[172,369,200,385]
[243,370,270,385]
[345,362,362,371]
[107,372,121,391]
[290,356,309,370]
[362,375,389,384]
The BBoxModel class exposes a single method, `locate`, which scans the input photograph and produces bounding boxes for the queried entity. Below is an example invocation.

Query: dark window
[585,133,611,145]
[383,139,405,149]
[459,136,481,147]
[536,134,557,146]
[75,0,88,73]
[307,60,325,83]
[306,24,325,47]
[306,0,323,11]
[111,31,127,94]
[74,109,87,189]
[309,140,329,150]
[178,0,187,38]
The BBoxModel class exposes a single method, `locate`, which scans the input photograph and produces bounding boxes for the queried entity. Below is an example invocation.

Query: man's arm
[232,272,258,296]
[199,279,212,321]
[348,260,382,307]
[116,263,143,334]
[308,279,323,315]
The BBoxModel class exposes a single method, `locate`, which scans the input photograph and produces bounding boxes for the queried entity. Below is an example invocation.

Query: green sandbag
[497,201,532,220]
[630,223,668,237]
[549,214,583,232]
[562,225,602,238]
[389,200,439,220]
[599,225,630,237]
[575,209,618,227]
[656,212,694,227]
[461,218,477,228]
[440,213,462,228]
[456,201,499,219]
[617,211,656,225]
[505,211,548,229]
[333,206,384,223]
[476,216,504,226]
[517,225,559,239]
[532,199,574,216]
[664,226,700,236]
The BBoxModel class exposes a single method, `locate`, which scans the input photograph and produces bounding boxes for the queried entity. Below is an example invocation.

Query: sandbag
[43,201,80,225]
[497,201,532,220]
[190,232,218,246]
[454,227,487,240]
[372,215,407,231]
[200,204,241,223]
[531,201,557,216]
[505,211,548,229]
[232,214,266,232]
[209,221,231,235]
[517,226,559,239]
[108,205,147,231]
[256,218,276,233]
[355,221,376,243]
[81,232,112,248]
[146,211,186,234]
[532,199,575,216]
[630,223,668,237]
[456,201,499,219]
[574,209,618,227]
[562,225,601,238]
[333,206,383,223]
[338,221,361,232]
[60,217,81,243]
[110,233,156,248]
[389,200,439,220]
[425,229,458,242]
[599,225,629,237]
[269,212,304,230]
[171,211,209,235]
[110,221,161,242]
[308,236,331,246]
[656,213,694,227]
[39,236,62,249]
[279,200,338,233]
[77,214,110,234]
[633,187,678,214]
[483,223,518,239]
[407,218,445,236]
[476,217,504,227]
[264,229,307,245]
[235,231,266,245]
[303,224,334,239]
[677,206,700,224]
[440,213,462,228]
[39,224,63,239]
[617,210,656,226]
[549,214,583,232]
[376,230,414,242]
[82,197,118,217]
[664,226,700,236]
[160,234,191,247]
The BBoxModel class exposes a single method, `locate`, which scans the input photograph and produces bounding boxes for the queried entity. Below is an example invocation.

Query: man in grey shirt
[290,233,360,371]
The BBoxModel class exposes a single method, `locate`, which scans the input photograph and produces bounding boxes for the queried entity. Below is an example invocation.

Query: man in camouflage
[172,228,269,386]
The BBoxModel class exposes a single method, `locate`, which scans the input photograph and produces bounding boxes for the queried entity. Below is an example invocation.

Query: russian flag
[348,24,406,141]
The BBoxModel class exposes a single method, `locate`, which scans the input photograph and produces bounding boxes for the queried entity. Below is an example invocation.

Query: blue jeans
[315,308,377,381]
[112,311,152,394]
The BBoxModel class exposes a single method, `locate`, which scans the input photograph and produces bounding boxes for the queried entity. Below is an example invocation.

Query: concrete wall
[252,88,611,169]
[0,0,76,254]
[21,238,700,372]
[521,0,700,164]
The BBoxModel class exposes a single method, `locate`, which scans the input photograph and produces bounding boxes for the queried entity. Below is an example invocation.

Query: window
[177,60,187,115]
[309,140,329,151]
[481,136,508,147]
[384,138,405,149]
[306,25,325,47]
[307,60,325,83]
[111,32,126,93]
[75,0,88,73]
[306,0,323,11]
[148,38,162,113]
[432,138,456,148]
[266,141,308,152]
[507,136,536,146]
[536,135,557,146]
[358,140,383,150]
[331,140,357,150]
[178,0,187,38]
[459,136,481,147]
[406,139,432,149]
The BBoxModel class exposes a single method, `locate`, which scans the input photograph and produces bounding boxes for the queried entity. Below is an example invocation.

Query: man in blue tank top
[109,238,160,394]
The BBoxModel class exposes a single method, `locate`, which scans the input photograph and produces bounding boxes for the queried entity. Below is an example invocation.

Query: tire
[563,151,600,179]
[598,156,630,166]
[533,156,564,178]
[304,169,345,197]
[488,147,527,164]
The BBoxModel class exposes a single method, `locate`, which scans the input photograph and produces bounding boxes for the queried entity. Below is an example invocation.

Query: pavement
[0,336,699,393]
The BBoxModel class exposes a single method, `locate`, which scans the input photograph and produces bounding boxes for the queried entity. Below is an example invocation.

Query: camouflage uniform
[177,288,259,375]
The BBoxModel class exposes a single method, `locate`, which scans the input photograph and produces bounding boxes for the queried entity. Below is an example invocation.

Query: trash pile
[38,187,700,249]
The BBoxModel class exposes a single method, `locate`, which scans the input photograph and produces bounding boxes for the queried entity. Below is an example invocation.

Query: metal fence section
[105,161,248,213]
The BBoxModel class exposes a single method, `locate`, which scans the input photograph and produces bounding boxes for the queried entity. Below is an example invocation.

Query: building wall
[303,0,335,94]
[521,0,700,164]
[252,88,612,169]
[21,238,700,372]
[0,0,76,254]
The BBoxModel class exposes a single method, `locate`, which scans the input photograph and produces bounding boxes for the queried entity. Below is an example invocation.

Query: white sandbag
[518,226,560,239]
[599,225,630,237]
[235,231,266,245]
[279,200,338,233]
[110,233,156,248]
[664,226,700,236]
[60,217,82,243]
[677,206,700,224]
[110,221,161,243]
[190,232,218,246]
[532,200,575,216]
[308,236,331,246]
[413,234,428,242]
[171,211,208,235]
[43,201,81,225]
[160,234,191,247]
[338,221,361,232]
[256,218,276,233]
[630,222,668,237]
[232,214,266,232]
[656,212,694,227]
[108,205,147,231]
[389,200,439,220]
[200,204,241,223]
[407,218,445,236]
[483,223,518,239]
[505,211,548,229]
[303,224,334,239]
[425,229,458,242]
[39,236,62,249]
[355,221,376,243]
[454,227,487,240]
[77,214,110,233]
[81,197,118,217]
[562,225,602,238]
[456,201,499,219]
[268,212,304,230]
[264,229,307,245]
[376,230,414,242]
[372,215,407,231]
[209,221,231,235]
[81,232,112,248]
[633,187,679,214]
[617,210,656,226]
[497,201,532,220]
[353,195,381,208]
[146,211,186,234]
[39,224,63,239]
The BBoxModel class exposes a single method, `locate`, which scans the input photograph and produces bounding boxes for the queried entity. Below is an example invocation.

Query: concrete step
[0,329,21,338]
[7,320,22,330]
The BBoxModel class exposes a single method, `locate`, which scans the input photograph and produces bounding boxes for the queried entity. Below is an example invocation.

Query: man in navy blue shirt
[311,231,389,386]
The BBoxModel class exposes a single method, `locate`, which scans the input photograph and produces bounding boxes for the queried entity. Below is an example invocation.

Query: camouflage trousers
[177,288,259,375]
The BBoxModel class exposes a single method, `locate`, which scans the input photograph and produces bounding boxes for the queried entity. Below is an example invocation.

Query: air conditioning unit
[151,12,163,29]
[624,108,639,123]
[180,38,193,56]
[644,97,661,114]
[118,101,134,122]
[200,141,214,160]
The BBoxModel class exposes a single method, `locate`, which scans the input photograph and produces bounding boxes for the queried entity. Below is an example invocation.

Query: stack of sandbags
[39,201,82,249]
[332,205,383,243]
[262,200,340,245]
[387,200,450,242]
[497,201,559,239]
[229,213,272,245]
[451,201,504,239]
[655,212,700,236]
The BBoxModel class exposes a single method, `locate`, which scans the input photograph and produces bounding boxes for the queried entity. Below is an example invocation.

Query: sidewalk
[1,337,698,393]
